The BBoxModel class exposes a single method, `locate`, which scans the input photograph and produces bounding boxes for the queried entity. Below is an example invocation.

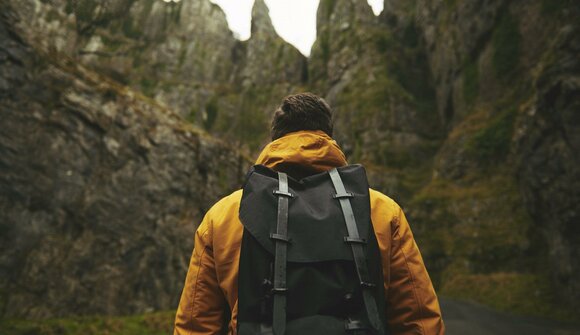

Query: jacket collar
[255,130,347,179]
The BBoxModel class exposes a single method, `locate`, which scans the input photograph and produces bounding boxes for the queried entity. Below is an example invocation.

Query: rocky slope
[0,2,246,318]
[393,0,579,315]
[308,0,579,317]
[1,0,579,321]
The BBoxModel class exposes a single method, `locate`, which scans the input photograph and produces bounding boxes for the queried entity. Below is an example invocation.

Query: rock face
[0,2,246,318]
[516,23,580,309]
[310,0,441,203]
[308,0,580,316]
[7,0,306,151]
[2,0,579,321]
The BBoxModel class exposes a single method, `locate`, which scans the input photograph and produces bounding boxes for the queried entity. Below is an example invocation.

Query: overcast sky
[209,0,384,56]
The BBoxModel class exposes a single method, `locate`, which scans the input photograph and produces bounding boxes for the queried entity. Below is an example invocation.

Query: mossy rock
[441,272,575,320]
[492,11,521,78]
[0,311,175,335]
[464,107,516,163]
[410,169,535,288]
[541,0,574,16]
[204,96,219,130]
[463,58,479,106]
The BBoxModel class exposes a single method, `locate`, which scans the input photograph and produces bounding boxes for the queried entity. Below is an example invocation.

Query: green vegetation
[388,55,437,118]
[204,96,219,130]
[463,58,479,105]
[74,0,98,24]
[412,173,531,266]
[139,78,157,97]
[227,87,272,151]
[444,0,458,9]
[465,108,516,162]
[0,311,175,335]
[441,273,574,320]
[101,35,123,52]
[65,0,74,15]
[374,34,394,53]
[492,11,521,78]
[321,0,337,19]
[319,30,331,65]
[408,171,574,319]
[382,24,437,119]
[46,9,62,22]
[402,23,419,48]
[186,107,197,124]
[541,0,573,15]
[122,19,142,40]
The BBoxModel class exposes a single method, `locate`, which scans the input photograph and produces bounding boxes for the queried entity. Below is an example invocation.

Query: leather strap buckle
[271,287,288,294]
[360,281,376,288]
[345,318,367,331]
[344,236,367,244]
[333,192,354,199]
[273,189,294,198]
[269,233,291,243]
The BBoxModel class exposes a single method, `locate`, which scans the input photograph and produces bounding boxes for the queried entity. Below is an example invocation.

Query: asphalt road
[441,298,580,335]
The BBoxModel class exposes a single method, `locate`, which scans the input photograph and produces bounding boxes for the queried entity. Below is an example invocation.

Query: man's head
[270,92,333,141]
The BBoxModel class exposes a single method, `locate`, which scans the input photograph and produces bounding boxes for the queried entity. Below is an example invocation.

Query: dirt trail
[441,298,580,335]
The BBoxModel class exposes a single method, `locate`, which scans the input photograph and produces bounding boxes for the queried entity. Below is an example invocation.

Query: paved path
[441,298,580,335]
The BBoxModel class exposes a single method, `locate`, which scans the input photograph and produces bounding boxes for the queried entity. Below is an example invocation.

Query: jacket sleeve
[174,212,227,335]
[386,204,445,335]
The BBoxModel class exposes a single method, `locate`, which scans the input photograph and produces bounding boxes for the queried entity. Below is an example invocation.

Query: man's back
[174,130,444,334]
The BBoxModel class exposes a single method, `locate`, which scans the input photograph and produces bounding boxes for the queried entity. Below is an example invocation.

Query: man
[174,93,444,335]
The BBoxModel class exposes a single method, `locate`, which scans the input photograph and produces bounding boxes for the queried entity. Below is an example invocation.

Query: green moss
[402,23,419,48]
[411,171,534,275]
[186,107,197,124]
[492,11,521,78]
[463,58,479,105]
[178,48,188,67]
[139,78,156,97]
[142,0,156,19]
[388,51,437,117]
[444,0,458,9]
[465,108,516,162]
[319,30,331,65]
[204,96,219,130]
[441,273,575,320]
[374,34,394,53]
[321,0,337,19]
[122,19,142,40]
[223,87,272,151]
[74,0,98,24]
[100,35,123,52]
[335,66,397,160]
[0,311,175,335]
[541,0,573,15]
[65,0,74,15]
[46,9,61,22]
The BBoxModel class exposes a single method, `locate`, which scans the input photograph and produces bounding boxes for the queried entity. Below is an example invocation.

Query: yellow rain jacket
[174,130,444,335]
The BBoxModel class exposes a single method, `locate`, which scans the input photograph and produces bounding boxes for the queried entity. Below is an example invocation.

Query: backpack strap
[271,172,292,335]
[329,168,383,334]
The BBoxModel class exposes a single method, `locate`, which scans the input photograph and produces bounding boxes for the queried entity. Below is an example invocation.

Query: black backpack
[237,164,387,335]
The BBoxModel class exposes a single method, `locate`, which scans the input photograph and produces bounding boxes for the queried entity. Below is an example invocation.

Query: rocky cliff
[307,0,580,317]
[0,1,246,318]
[1,0,579,322]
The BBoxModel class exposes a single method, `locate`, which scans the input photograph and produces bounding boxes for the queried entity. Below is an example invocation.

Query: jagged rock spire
[251,0,276,36]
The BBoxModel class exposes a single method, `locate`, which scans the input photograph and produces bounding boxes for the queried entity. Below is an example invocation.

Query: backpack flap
[239,164,372,263]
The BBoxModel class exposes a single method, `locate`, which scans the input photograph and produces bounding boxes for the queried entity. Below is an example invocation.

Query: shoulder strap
[329,168,383,334]
[271,172,292,335]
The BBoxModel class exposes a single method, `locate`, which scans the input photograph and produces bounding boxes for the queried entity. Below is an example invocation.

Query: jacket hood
[255,130,347,178]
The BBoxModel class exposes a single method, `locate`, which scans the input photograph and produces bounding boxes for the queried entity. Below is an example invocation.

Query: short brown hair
[270,93,333,140]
